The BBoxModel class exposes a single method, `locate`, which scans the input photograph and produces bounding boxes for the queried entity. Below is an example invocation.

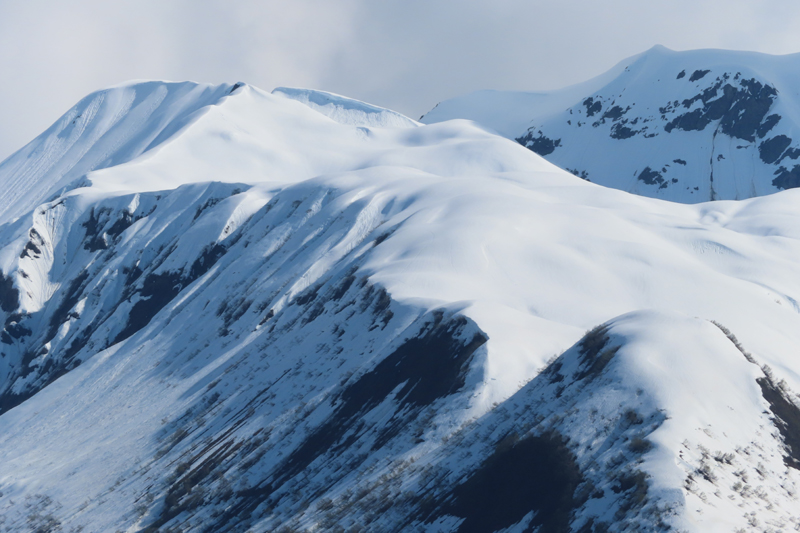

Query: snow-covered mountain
[422,45,800,203]
[0,79,799,532]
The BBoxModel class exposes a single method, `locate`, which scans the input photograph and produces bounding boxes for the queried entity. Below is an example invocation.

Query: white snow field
[0,79,798,532]
[423,45,800,203]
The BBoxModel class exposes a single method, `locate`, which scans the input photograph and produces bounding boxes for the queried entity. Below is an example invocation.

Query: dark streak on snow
[757,114,781,138]
[758,135,792,164]
[83,205,152,251]
[20,229,44,259]
[575,324,620,381]
[772,165,800,190]
[106,211,136,238]
[114,242,229,345]
[757,377,800,470]
[516,131,562,157]
[664,77,778,143]
[45,271,91,344]
[610,124,637,140]
[637,167,666,188]
[443,431,582,533]
[0,270,19,313]
[197,309,486,532]
[713,320,800,469]
[2,313,32,344]
[583,97,603,117]
[277,311,485,481]
[0,270,92,414]
[82,207,112,251]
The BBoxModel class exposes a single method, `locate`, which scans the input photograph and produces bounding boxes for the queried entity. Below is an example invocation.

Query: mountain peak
[0,81,236,225]
[424,47,800,202]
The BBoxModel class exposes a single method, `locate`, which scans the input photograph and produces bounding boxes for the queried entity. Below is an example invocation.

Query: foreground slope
[0,82,799,532]
[423,46,800,203]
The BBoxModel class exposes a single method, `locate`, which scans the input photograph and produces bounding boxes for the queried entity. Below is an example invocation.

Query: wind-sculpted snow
[0,80,799,531]
[423,45,800,203]
[273,87,419,128]
[0,81,238,225]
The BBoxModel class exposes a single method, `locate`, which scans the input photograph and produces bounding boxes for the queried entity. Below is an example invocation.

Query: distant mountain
[423,45,800,202]
[0,80,799,532]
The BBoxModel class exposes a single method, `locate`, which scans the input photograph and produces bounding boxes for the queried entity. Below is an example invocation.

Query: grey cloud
[1,0,800,160]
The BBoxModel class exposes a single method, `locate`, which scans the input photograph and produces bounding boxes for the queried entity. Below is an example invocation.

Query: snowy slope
[0,81,241,226]
[0,81,799,532]
[423,45,800,203]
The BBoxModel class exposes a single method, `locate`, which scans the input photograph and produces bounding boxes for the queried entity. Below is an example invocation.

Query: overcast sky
[2,0,800,161]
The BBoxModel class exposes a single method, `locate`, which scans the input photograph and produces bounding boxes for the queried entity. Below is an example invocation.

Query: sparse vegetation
[628,436,653,454]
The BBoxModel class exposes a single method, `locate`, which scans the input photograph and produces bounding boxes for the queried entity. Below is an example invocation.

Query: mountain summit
[423,45,800,202]
[0,78,799,532]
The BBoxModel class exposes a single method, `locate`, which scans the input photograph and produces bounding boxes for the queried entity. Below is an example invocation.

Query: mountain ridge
[0,78,799,531]
[423,45,800,203]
